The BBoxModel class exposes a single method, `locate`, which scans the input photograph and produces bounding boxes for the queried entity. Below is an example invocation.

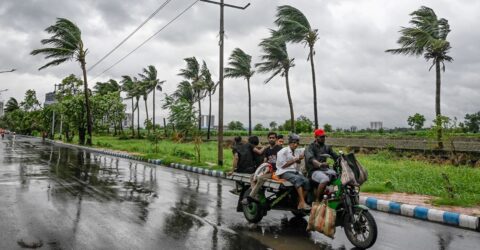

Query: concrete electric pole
[199,0,250,166]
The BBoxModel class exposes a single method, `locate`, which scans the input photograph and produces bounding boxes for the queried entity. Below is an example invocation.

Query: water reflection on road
[1,137,479,250]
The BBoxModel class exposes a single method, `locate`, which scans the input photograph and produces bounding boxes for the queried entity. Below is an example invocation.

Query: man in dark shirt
[305,129,339,202]
[263,132,283,170]
[248,132,283,201]
[232,136,262,174]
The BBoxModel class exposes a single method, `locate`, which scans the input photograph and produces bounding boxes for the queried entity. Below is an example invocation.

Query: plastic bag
[307,201,336,238]
[340,157,359,186]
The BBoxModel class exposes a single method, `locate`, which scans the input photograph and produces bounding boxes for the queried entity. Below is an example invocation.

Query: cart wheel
[242,188,264,223]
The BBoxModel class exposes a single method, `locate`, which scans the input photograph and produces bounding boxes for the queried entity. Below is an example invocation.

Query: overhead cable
[87,0,174,72]
[92,0,200,81]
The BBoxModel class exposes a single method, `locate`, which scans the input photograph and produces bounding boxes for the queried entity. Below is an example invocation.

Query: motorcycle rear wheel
[343,210,377,249]
[242,188,264,223]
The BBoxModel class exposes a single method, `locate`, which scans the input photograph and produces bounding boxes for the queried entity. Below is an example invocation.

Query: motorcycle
[228,152,377,249]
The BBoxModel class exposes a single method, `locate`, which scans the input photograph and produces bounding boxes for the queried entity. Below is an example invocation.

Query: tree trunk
[198,92,202,131]
[131,99,135,137]
[435,60,443,149]
[78,126,85,145]
[136,98,140,138]
[247,77,252,136]
[153,88,156,132]
[144,96,149,135]
[285,70,295,133]
[80,59,93,146]
[309,45,319,129]
[207,91,212,140]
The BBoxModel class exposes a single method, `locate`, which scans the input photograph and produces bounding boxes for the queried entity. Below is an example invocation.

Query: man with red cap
[305,129,339,202]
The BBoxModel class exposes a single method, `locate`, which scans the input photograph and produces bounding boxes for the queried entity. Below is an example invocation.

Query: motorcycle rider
[305,129,339,202]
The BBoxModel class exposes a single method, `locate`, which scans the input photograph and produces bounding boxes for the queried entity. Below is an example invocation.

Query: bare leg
[315,183,327,202]
[296,187,307,209]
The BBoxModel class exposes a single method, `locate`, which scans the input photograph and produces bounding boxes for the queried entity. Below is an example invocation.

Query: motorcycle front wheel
[343,209,377,249]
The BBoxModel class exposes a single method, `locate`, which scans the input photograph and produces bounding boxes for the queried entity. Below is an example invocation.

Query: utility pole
[51,84,60,139]
[200,0,250,166]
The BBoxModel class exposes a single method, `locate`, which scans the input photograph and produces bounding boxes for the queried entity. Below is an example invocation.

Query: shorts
[281,171,309,189]
[311,169,337,184]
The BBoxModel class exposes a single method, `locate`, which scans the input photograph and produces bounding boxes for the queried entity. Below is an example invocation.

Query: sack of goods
[307,201,336,238]
[340,153,368,186]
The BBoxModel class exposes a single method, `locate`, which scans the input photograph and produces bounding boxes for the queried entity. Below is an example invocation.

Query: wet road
[1,137,479,250]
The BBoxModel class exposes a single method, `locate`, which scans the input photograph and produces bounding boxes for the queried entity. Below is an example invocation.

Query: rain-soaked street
[1,136,479,250]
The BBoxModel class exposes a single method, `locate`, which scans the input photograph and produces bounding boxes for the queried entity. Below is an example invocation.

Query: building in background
[350,126,357,132]
[123,113,133,128]
[370,121,383,130]
[200,115,215,129]
[0,101,4,117]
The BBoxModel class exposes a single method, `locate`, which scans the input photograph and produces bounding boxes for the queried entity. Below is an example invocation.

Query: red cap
[314,129,325,137]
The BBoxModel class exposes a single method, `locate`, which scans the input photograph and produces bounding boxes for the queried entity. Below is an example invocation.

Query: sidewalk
[362,192,480,217]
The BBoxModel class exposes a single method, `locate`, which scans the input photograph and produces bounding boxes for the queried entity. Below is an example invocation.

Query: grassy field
[357,151,480,207]
[83,135,480,207]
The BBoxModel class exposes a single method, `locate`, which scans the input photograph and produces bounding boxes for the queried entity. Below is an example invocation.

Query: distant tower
[370,121,383,130]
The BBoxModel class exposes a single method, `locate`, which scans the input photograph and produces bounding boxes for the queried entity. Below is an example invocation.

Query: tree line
[0,4,466,150]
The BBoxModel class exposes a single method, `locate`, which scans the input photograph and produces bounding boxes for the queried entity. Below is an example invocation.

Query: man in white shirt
[276,134,310,210]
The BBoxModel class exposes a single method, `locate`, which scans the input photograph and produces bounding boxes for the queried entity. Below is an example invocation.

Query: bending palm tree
[173,81,196,108]
[386,6,453,149]
[139,65,165,133]
[31,18,93,145]
[225,48,255,135]
[201,61,218,140]
[275,5,320,129]
[179,57,205,131]
[256,32,296,133]
[121,76,138,137]
[5,98,20,113]
[94,79,120,95]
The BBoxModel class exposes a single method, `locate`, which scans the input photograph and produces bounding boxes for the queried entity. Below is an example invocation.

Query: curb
[34,137,479,232]
[360,196,480,231]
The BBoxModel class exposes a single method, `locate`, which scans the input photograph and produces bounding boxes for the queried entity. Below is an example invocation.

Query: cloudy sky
[0,0,479,129]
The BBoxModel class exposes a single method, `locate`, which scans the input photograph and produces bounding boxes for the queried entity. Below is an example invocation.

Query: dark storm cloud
[0,0,479,129]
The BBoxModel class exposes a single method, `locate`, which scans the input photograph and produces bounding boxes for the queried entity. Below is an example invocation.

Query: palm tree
[31,18,93,145]
[256,32,296,132]
[201,61,218,140]
[178,57,205,131]
[138,65,165,133]
[121,76,139,137]
[5,98,19,113]
[386,6,453,149]
[94,79,120,95]
[225,48,255,136]
[172,81,196,108]
[275,5,320,129]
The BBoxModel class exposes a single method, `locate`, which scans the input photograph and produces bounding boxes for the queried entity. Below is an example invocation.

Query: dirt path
[363,192,480,216]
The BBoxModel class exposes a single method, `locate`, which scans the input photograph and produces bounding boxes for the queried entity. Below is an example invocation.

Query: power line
[87,0,173,72]
[92,0,200,81]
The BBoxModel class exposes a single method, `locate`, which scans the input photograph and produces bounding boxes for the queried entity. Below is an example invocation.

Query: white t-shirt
[275,146,303,176]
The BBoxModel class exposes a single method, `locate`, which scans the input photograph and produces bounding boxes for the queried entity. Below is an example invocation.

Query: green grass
[64,135,480,207]
[357,151,480,207]
[90,135,234,172]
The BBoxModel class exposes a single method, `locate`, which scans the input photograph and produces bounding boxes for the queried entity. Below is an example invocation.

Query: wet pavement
[1,136,479,250]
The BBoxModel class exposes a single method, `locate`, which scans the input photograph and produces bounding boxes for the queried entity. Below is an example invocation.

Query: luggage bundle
[340,153,368,186]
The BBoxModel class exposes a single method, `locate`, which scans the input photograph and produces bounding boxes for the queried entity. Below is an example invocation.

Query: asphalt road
[0,136,479,250]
